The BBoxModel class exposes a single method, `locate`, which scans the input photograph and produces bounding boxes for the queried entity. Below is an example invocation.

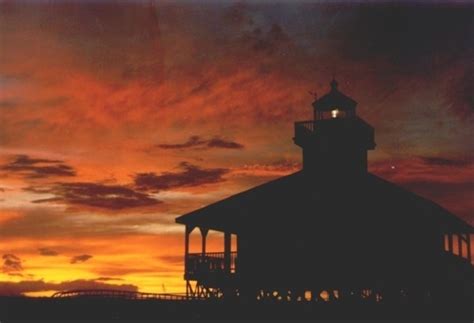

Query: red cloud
[157,136,244,150]
[2,254,23,274]
[1,155,76,179]
[134,162,229,193]
[70,254,92,264]
[30,182,161,210]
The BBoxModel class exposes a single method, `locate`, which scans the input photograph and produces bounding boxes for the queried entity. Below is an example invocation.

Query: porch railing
[185,252,238,279]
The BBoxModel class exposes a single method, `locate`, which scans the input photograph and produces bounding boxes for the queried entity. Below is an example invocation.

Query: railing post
[224,232,231,273]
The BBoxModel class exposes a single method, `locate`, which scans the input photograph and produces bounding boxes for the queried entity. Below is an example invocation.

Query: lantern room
[294,80,375,176]
[312,79,357,120]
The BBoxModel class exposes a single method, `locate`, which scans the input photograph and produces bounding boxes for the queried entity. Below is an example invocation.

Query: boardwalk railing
[51,289,196,301]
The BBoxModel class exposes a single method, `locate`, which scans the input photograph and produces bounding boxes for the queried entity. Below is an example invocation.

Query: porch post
[200,227,209,256]
[457,234,463,257]
[467,233,472,264]
[184,225,193,297]
[224,232,231,273]
[185,225,193,264]
[447,233,453,253]
[440,233,445,251]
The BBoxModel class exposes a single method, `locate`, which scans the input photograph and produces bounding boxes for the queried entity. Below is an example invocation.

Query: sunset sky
[0,0,473,296]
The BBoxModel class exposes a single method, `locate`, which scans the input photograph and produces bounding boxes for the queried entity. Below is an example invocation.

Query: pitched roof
[175,171,472,234]
[313,80,357,112]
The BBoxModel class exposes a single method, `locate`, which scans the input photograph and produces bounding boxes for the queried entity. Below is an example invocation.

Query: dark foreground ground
[0,297,472,322]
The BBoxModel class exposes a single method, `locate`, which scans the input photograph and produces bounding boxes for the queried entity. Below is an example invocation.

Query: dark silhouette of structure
[176,80,473,307]
[51,289,190,301]
[2,81,473,321]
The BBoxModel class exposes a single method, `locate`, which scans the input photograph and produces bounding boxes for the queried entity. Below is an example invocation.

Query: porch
[183,225,238,296]
[185,251,238,280]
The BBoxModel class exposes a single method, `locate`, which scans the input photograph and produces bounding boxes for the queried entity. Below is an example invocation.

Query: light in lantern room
[331,109,339,118]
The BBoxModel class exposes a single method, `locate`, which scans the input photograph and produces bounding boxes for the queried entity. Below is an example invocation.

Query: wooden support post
[235,234,239,253]
[184,225,193,297]
[447,233,453,253]
[185,225,192,260]
[224,232,231,273]
[467,233,472,264]
[457,234,463,257]
[236,234,242,274]
[200,227,209,256]
[186,281,194,298]
[185,226,194,272]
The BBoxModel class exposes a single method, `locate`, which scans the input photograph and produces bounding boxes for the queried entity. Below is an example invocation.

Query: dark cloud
[420,156,472,167]
[157,136,206,149]
[95,276,123,281]
[207,137,244,149]
[334,4,474,72]
[242,23,292,56]
[1,155,76,178]
[0,279,138,296]
[189,80,213,95]
[70,254,92,264]
[2,254,23,273]
[0,96,69,109]
[36,96,70,108]
[134,162,229,192]
[30,182,161,210]
[157,136,244,150]
[38,248,59,256]
[0,1,164,85]
[445,68,474,119]
[0,99,19,109]
[222,2,253,27]
[93,265,177,277]
[239,159,301,173]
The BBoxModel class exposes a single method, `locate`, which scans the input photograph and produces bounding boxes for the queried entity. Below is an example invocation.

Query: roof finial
[330,78,338,91]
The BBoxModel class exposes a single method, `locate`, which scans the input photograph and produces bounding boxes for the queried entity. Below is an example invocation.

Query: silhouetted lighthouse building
[295,79,375,177]
[176,81,472,306]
